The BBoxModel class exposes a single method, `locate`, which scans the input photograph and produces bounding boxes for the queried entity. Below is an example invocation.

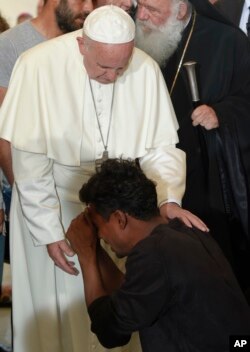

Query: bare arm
[66,212,124,307]
[0,86,7,105]
[0,139,13,186]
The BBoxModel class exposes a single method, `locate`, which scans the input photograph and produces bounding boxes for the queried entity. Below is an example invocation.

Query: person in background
[0,12,9,311]
[66,158,250,352]
[135,0,250,303]
[0,13,9,33]
[37,0,45,14]
[0,4,208,352]
[215,0,250,37]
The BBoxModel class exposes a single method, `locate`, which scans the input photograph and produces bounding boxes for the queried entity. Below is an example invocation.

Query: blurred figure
[0,15,11,352]
[16,12,33,24]
[0,12,9,32]
[37,0,45,14]
[0,12,9,306]
[215,0,250,37]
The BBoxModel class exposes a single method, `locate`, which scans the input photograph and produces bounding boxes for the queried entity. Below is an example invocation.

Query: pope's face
[78,37,134,84]
[55,0,93,33]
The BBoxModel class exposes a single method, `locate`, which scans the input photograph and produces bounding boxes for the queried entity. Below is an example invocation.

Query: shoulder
[18,29,82,68]
[215,0,243,12]
[195,14,248,47]
[123,47,164,86]
[0,21,32,46]
[130,47,161,72]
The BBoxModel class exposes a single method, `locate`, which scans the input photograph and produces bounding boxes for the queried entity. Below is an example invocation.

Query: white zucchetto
[83,5,135,44]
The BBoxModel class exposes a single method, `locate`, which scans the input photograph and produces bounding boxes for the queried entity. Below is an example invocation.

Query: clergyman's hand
[160,203,209,232]
[191,104,219,130]
[47,239,79,275]
[66,211,98,261]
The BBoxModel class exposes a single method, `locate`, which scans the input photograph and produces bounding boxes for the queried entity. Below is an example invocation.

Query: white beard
[135,5,185,67]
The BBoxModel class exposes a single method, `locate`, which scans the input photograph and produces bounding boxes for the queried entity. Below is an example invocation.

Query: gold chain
[170,10,197,96]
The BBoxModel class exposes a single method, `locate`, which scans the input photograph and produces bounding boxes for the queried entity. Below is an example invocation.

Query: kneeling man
[67,159,250,352]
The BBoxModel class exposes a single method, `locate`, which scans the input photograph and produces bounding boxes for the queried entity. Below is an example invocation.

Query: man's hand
[47,239,79,275]
[66,211,98,261]
[0,209,4,233]
[160,203,209,232]
[191,104,219,130]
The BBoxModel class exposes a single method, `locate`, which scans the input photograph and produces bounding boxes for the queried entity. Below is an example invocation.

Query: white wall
[0,0,38,27]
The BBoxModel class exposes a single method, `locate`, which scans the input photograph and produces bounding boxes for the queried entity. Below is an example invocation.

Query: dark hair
[79,159,160,220]
[0,13,9,33]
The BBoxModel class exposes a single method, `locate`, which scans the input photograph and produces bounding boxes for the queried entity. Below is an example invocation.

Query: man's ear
[177,2,188,20]
[76,36,85,55]
[113,210,128,230]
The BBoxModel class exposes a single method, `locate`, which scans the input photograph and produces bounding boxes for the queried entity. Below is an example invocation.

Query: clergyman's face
[136,0,173,27]
[135,0,186,66]
[55,0,93,33]
[78,37,134,84]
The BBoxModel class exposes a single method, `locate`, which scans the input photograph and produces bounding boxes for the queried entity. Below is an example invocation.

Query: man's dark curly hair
[0,13,9,33]
[79,159,160,220]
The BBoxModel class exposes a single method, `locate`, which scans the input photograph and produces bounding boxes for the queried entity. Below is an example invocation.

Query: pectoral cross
[95,150,109,172]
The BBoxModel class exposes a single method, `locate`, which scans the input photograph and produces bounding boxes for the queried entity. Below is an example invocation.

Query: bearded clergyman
[135,0,250,303]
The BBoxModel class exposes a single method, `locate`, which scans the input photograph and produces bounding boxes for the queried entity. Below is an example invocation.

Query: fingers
[47,240,79,275]
[162,203,209,233]
[191,105,219,130]
[178,211,209,232]
[54,253,79,275]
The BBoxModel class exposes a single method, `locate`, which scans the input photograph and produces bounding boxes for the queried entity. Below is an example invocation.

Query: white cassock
[0,30,186,352]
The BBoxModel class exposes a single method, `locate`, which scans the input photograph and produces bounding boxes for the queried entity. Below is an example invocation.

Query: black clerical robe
[162,12,250,294]
[215,0,244,27]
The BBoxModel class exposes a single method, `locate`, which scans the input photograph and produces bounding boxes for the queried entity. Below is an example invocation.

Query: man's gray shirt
[0,21,45,87]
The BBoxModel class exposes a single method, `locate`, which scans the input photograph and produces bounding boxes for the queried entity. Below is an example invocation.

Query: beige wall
[0,0,37,27]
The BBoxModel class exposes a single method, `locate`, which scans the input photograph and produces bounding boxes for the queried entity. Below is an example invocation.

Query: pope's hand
[47,239,79,275]
[191,104,219,130]
[160,203,209,232]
